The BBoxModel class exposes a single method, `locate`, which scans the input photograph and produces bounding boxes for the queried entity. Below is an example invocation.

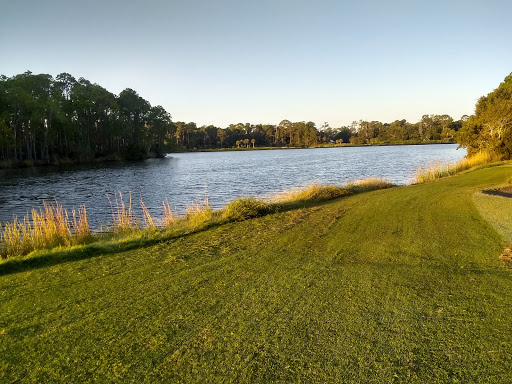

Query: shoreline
[0,141,459,169]
[171,140,458,153]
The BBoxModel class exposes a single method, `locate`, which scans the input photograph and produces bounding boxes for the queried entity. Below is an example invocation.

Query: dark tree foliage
[0,71,464,166]
[0,72,176,164]
[458,73,512,159]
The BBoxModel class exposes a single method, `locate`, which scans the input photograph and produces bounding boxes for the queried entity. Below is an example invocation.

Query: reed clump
[270,184,351,204]
[108,192,138,232]
[344,178,395,194]
[140,198,156,229]
[162,199,177,227]
[221,198,272,222]
[0,201,90,259]
[184,196,213,230]
[413,152,495,184]
[270,178,394,204]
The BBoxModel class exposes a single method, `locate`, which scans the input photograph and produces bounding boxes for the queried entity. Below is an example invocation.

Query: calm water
[0,144,465,228]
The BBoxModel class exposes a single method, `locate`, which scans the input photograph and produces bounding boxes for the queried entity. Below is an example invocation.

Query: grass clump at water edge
[0,201,90,259]
[184,196,213,230]
[269,178,394,205]
[413,151,499,184]
[221,198,272,222]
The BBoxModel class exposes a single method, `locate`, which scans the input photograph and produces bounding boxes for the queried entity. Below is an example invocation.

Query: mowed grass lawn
[1,165,512,383]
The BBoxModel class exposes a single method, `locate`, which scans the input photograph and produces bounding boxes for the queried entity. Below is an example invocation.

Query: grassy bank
[1,165,512,382]
[0,180,394,259]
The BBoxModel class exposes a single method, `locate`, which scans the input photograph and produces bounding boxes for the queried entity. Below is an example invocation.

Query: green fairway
[1,165,512,383]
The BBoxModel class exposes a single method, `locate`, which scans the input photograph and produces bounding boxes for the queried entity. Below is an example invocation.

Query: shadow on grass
[0,182,396,277]
[0,227,207,277]
[0,238,158,277]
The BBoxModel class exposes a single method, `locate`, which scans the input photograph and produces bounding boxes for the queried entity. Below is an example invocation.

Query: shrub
[345,178,395,194]
[185,197,213,230]
[221,198,271,222]
[270,184,351,204]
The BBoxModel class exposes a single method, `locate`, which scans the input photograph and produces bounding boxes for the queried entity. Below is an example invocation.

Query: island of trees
[0,71,510,166]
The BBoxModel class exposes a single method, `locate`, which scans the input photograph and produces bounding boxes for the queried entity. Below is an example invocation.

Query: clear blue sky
[1,0,511,128]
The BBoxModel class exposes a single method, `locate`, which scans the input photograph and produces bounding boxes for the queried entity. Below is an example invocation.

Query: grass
[221,198,272,222]
[0,179,393,259]
[0,201,90,259]
[1,165,512,381]
[184,196,213,230]
[413,151,497,183]
[268,178,394,205]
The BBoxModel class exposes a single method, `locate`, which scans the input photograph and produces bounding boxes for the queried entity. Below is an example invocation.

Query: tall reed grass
[162,199,177,226]
[0,201,90,259]
[413,152,494,184]
[269,178,394,204]
[108,192,137,232]
[1,179,394,259]
[184,196,213,230]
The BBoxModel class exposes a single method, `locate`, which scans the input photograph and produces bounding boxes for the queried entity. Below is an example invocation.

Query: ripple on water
[0,145,465,228]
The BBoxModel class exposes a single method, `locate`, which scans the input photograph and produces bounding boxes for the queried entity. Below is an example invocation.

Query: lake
[0,144,465,228]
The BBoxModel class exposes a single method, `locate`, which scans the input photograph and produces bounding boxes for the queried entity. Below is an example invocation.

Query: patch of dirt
[500,247,512,268]
[482,187,512,198]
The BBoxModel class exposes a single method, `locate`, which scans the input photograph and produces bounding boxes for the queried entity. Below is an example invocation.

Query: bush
[185,198,213,230]
[221,198,271,222]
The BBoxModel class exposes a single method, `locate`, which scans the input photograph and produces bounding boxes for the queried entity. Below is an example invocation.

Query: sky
[1,0,511,128]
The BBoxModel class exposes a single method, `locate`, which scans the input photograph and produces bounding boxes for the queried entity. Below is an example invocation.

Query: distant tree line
[0,71,465,166]
[458,73,512,159]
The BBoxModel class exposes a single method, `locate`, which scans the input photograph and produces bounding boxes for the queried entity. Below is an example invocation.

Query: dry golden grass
[162,199,177,227]
[269,184,351,204]
[140,199,156,229]
[72,205,90,242]
[413,152,494,184]
[269,178,394,204]
[0,201,90,259]
[108,192,138,232]
[184,196,213,230]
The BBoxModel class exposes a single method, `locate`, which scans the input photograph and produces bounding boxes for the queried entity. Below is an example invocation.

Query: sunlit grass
[0,201,91,259]
[413,151,496,184]
[184,195,213,230]
[162,199,177,227]
[269,178,394,205]
[2,166,512,382]
[108,192,138,232]
[221,197,272,222]
[140,198,156,229]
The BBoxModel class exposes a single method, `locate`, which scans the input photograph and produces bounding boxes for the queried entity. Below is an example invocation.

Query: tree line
[0,71,466,166]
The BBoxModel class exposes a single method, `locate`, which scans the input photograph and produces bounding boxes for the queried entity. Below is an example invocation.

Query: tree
[458,73,512,158]
[147,105,173,156]
[117,88,150,158]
